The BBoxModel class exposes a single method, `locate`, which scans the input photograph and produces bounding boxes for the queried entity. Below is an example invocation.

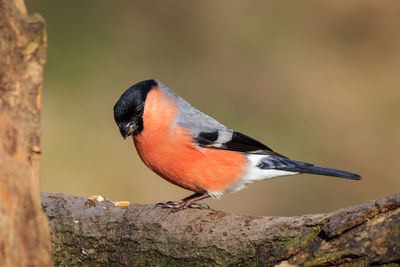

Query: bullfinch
[114,79,361,212]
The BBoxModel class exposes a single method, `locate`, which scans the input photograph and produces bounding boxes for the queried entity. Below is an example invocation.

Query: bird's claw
[154,201,182,209]
[155,200,210,213]
[188,203,210,210]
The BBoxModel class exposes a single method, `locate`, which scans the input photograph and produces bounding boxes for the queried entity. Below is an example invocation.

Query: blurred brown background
[27,1,400,216]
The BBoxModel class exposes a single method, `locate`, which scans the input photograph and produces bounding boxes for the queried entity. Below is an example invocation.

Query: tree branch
[42,192,400,266]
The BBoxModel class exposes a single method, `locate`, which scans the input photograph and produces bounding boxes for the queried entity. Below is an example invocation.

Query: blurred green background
[27,1,400,216]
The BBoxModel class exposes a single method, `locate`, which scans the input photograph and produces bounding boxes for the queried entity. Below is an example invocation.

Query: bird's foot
[155,192,211,213]
[155,201,182,209]
[187,203,210,210]
[155,201,210,213]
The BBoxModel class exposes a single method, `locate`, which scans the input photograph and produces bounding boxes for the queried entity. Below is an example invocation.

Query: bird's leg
[155,192,210,212]
[180,192,211,210]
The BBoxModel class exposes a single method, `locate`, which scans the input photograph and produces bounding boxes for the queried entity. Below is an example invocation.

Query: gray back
[156,80,232,138]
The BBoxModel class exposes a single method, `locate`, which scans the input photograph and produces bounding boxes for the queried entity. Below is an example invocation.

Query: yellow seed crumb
[114,201,130,207]
[88,195,104,202]
[96,195,104,202]
[88,195,98,201]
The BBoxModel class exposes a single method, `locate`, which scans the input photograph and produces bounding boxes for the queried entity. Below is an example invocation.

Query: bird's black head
[113,79,157,138]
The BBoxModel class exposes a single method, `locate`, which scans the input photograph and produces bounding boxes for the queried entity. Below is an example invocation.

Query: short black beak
[119,122,136,139]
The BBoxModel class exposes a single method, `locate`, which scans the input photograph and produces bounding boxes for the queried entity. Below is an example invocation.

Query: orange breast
[133,88,246,194]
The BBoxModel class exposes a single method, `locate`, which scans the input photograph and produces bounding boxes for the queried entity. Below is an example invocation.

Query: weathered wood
[42,192,400,266]
[0,0,52,266]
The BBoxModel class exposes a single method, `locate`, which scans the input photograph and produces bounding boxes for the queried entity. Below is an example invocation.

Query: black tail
[257,156,361,180]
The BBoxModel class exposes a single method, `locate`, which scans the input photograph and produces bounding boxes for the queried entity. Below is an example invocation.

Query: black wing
[194,130,287,157]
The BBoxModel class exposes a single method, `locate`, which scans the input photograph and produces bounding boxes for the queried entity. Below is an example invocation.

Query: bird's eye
[135,106,143,116]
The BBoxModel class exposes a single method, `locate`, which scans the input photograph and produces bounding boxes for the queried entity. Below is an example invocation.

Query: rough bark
[0,0,52,266]
[42,192,400,266]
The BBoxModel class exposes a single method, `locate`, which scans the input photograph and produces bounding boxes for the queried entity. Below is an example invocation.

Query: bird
[113,79,361,212]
